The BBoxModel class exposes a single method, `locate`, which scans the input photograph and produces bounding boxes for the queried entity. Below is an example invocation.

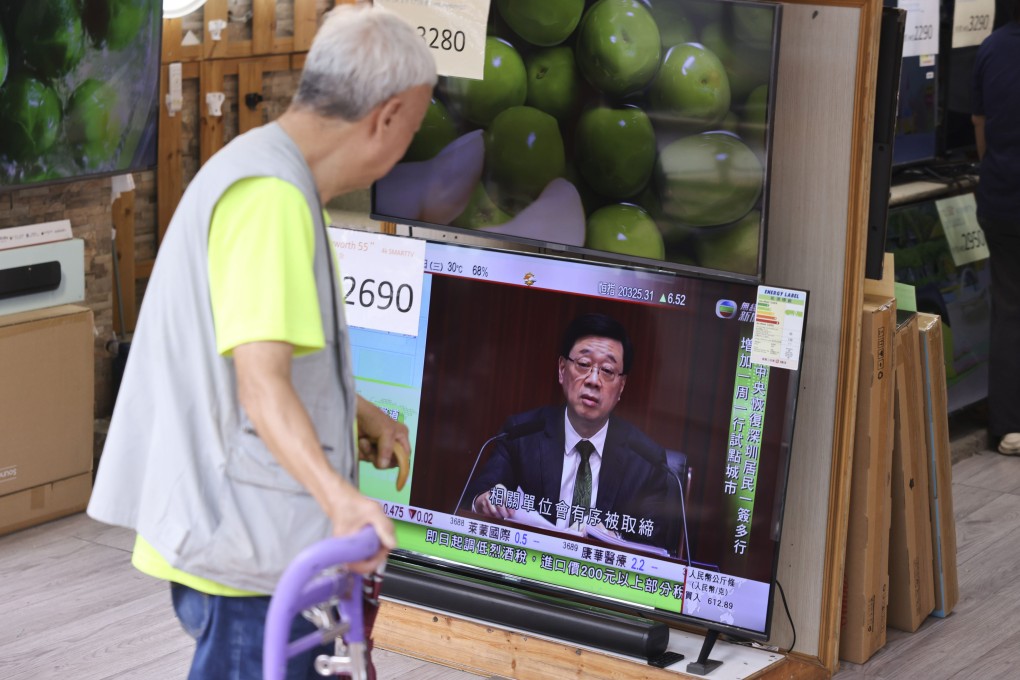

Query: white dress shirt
[557,411,609,529]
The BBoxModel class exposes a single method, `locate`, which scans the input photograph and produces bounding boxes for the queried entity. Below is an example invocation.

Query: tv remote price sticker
[328,227,425,337]
[898,0,940,58]
[951,0,995,48]
[375,0,491,80]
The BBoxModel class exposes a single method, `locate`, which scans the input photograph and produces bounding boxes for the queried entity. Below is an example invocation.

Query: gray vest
[88,123,357,593]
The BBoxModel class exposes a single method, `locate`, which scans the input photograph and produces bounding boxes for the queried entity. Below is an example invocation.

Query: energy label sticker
[750,287,807,371]
[376,0,491,80]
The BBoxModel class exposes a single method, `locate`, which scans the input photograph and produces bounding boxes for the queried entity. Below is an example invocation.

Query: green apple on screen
[575,106,656,199]
[525,47,581,121]
[485,105,566,214]
[403,98,459,163]
[697,210,760,275]
[575,0,661,97]
[0,76,62,161]
[451,182,512,229]
[586,203,665,260]
[647,2,695,48]
[66,79,122,169]
[497,0,585,47]
[655,131,764,227]
[446,37,527,126]
[82,0,148,50]
[0,24,8,88]
[740,84,769,153]
[651,43,731,127]
[17,0,86,81]
[733,5,775,49]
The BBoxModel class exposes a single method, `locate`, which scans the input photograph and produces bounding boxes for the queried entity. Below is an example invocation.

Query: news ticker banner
[724,330,771,561]
[373,498,772,633]
[375,0,491,80]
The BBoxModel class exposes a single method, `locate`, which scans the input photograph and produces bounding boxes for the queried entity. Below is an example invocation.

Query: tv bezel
[370,0,785,286]
[354,235,809,641]
[0,1,164,195]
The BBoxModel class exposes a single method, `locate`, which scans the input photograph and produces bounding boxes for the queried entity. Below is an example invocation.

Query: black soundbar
[381,559,671,662]
[0,261,62,300]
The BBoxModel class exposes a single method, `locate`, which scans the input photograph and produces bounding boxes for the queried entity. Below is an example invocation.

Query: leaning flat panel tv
[371,0,782,283]
[339,229,809,640]
[892,55,939,168]
[0,0,162,191]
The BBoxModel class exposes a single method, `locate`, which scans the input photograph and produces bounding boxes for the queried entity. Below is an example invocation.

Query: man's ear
[369,96,403,138]
[617,375,626,400]
[557,357,567,386]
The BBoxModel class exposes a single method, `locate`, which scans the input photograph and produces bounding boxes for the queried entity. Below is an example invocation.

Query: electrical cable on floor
[776,579,796,653]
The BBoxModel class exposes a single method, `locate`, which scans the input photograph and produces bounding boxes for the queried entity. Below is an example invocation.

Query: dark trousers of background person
[978,215,1020,442]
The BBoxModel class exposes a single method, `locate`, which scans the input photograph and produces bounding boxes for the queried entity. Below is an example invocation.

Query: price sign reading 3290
[328,227,426,337]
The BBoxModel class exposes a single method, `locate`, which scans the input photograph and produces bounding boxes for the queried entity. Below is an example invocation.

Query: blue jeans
[171,582,334,680]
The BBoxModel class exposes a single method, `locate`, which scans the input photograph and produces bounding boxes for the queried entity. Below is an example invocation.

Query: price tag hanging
[328,228,426,337]
[376,0,492,80]
[952,0,995,48]
[935,193,990,267]
[899,0,940,59]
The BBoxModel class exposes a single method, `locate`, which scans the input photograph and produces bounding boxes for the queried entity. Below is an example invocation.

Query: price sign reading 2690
[328,227,426,337]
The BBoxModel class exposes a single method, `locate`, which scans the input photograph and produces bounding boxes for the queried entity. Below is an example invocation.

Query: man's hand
[323,476,396,574]
[356,396,412,490]
[472,486,515,519]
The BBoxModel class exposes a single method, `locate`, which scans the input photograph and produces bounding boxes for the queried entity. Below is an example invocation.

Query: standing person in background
[87,5,436,678]
[971,0,1020,455]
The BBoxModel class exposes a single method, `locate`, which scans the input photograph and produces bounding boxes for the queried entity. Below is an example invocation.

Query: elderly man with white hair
[87,5,436,677]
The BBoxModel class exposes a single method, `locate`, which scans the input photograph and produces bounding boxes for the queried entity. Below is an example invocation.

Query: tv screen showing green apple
[0,0,161,191]
[372,0,781,282]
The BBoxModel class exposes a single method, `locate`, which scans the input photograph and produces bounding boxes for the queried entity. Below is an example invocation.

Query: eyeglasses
[565,356,623,383]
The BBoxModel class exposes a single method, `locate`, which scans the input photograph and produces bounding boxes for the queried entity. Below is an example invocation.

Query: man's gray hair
[293,3,438,121]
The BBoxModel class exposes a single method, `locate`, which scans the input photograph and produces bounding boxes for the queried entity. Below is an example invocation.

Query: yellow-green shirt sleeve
[208,177,324,356]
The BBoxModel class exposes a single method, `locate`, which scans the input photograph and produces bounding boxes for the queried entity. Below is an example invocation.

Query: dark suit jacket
[466,405,682,553]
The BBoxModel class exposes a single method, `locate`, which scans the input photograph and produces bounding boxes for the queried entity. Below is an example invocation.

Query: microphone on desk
[452,418,546,516]
[633,439,692,568]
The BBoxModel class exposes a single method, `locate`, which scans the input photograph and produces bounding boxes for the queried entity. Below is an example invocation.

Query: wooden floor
[1,440,1015,679]
[835,447,1020,679]
[0,513,484,679]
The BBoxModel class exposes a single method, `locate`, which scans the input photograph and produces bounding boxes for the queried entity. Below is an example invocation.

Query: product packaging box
[887,311,936,632]
[0,305,94,535]
[840,294,897,663]
[916,313,959,617]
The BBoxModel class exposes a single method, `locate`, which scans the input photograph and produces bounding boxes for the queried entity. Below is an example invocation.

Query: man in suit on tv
[467,313,681,554]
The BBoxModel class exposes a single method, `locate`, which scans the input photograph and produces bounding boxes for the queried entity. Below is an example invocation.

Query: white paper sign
[952,0,995,48]
[328,228,426,337]
[750,287,807,372]
[376,0,491,80]
[935,193,989,267]
[899,0,940,58]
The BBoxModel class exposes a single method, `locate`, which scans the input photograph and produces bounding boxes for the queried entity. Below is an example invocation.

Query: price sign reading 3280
[328,228,426,337]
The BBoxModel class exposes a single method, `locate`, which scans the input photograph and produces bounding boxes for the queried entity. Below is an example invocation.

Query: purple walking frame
[263,527,384,680]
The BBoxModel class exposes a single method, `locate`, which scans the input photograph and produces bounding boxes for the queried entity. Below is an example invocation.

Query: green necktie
[571,440,595,510]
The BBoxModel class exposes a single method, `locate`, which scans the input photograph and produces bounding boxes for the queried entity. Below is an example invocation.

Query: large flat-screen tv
[0,0,162,191]
[371,0,782,283]
[892,55,939,168]
[339,230,809,640]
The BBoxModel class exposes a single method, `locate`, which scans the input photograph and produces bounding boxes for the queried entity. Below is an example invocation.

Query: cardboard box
[0,305,94,534]
[840,294,896,663]
[0,473,92,536]
[887,312,936,632]
[916,313,959,617]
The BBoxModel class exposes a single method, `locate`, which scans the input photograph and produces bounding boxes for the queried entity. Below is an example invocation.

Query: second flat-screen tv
[372,0,782,283]
[341,230,809,640]
[0,0,162,191]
